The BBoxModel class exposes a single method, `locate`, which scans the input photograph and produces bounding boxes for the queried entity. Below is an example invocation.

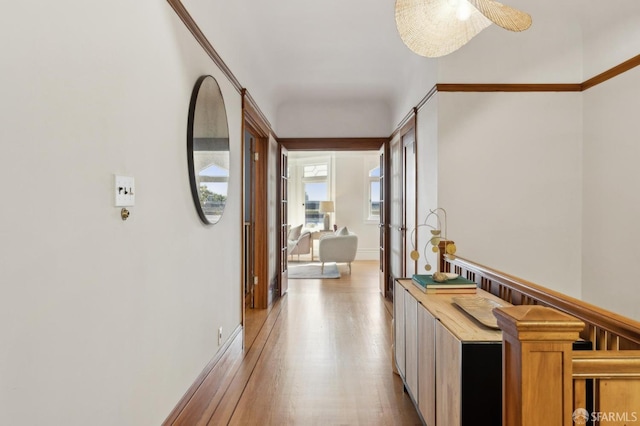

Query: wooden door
[253,135,269,308]
[244,130,255,309]
[243,125,268,309]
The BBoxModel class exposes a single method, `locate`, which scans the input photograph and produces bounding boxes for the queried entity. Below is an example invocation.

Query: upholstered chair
[318,226,358,273]
[287,224,311,261]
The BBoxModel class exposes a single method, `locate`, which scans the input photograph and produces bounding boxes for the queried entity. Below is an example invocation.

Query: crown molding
[168,0,275,137]
[581,54,640,91]
[437,54,640,94]
[167,0,242,93]
[437,83,581,92]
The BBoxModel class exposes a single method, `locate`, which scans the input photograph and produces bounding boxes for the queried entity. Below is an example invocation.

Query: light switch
[115,175,135,207]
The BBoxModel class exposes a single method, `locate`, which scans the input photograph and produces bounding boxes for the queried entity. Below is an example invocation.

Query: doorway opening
[284,150,382,276]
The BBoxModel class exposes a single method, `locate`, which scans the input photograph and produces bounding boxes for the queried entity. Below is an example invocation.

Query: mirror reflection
[188,75,230,224]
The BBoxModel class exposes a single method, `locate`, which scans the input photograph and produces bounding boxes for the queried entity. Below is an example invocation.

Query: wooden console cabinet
[394,279,505,426]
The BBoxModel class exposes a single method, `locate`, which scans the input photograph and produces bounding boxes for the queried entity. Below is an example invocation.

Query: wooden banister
[445,255,640,347]
[573,350,640,379]
[571,351,640,422]
[442,253,640,425]
[494,305,585,426]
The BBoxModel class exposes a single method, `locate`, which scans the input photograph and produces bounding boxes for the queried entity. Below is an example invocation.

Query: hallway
[168,261,422,425]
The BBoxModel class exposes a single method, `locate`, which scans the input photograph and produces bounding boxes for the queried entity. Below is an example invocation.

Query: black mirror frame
[187,75,230,225]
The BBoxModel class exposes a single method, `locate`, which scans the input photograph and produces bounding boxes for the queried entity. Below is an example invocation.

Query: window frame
[291,155,333,228]
[366,164,381,222]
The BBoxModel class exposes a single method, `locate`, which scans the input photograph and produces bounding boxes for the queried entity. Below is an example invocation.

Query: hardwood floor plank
[207,299,286,425]
[228,261,421,425]
[170,261,421,425]
[172,334,244,425]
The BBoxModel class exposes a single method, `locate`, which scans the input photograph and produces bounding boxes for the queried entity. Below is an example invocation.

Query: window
[368,166,381,220]
[303,164,328,178]
[303,163,329,226]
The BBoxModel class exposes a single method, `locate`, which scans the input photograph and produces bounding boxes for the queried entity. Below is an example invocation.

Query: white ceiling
[185,0,640,136]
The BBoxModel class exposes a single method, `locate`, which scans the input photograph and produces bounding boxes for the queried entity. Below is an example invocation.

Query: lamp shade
[319,201,334,213]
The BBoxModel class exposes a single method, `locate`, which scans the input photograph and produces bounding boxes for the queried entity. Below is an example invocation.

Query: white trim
[289,153,334,227]
[356,248,379,261]
[364,157,381,222]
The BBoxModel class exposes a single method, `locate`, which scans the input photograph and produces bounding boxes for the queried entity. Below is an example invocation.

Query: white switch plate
[115,175,135,207]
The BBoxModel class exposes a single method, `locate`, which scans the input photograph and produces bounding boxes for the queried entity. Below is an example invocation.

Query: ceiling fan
[395,0,532,57]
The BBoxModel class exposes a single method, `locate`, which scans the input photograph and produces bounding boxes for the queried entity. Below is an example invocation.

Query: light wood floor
[169,260,422,425]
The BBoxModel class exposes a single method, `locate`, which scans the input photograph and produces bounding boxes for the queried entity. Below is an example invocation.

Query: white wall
[334,152,380,260]
[581,4,640,79]
[392,56,439,130]
[582,67,640,320]
[276,100,392,138]
[437,92,583,298]
[437,3,583,84]
[0,1,242,424]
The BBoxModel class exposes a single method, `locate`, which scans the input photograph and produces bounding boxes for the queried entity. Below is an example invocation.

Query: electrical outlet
[218,327,223,345]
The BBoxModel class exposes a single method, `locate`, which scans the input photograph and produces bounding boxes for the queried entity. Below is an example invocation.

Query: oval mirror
[187,75,230,225]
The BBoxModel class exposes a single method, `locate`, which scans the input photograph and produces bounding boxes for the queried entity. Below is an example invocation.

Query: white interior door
[389,120,418,293]
[389,134,405,284]
[378,143,388,296]
[279,146,289,296]
[403,129,417,278]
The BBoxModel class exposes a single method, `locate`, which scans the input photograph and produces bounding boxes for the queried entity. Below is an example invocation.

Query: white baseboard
[356,248,379,261]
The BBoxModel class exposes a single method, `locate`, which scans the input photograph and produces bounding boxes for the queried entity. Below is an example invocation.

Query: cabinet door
[405,294,418,400]
[394,281,405,378]
[436,321,462,426]
[418,303,436,426]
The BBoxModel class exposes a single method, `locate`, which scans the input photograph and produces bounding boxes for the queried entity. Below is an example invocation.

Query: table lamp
[319,201,334,231]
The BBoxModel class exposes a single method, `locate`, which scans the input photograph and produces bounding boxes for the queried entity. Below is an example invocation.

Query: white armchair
[287,224,311,261]
[318,228,358,274]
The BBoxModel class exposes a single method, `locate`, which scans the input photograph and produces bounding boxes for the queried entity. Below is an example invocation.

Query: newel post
[494,306,584,426]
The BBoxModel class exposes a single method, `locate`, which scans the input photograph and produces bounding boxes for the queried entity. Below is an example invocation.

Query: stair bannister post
[493,305,585,426]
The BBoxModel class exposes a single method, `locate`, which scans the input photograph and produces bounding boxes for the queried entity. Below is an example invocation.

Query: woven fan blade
[395,0,491,57]
[469,0,532,31]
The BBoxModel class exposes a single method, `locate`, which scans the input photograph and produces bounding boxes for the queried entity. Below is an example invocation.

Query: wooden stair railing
[442,255,640,350]
[495,305,640,426]
[494,305,585,426]
[437,251,640,425]
[572,351,640,425]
